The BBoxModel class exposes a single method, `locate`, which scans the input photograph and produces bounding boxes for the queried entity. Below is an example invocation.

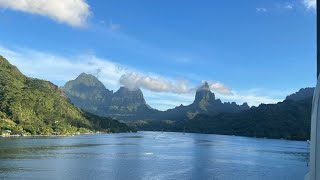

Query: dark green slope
[0,56,132,135]
[133,97,312,140]
[185,98,312,140]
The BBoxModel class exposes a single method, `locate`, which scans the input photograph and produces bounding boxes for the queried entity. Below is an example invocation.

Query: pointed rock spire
[194,81,215,104]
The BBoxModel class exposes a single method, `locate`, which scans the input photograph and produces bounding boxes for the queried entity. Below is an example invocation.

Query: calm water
[0,132,309,180]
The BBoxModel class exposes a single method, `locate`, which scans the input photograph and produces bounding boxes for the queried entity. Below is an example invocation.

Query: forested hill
[184,97,312,140]
[0,56,133,136]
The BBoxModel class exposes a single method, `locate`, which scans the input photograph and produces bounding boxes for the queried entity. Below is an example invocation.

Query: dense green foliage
[185,98,312,140]
[130,98,312,141]
[83,112,136,133]
[0,56,132,136]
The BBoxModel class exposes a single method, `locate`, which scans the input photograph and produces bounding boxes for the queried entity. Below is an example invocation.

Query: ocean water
[0,131,309,180]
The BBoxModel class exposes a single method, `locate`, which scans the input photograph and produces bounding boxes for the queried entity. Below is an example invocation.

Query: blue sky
[0,0,316,110]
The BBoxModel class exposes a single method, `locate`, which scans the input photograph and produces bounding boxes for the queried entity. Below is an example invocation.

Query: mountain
[106,87,157,120]
[191,82,249,115]
[132,88,313,140]
[152,82,249,121]
[62,75,157,121]
[63,75,248,121]
[286,87,314,101]
[0,56,132,136]
[61,73,112,116]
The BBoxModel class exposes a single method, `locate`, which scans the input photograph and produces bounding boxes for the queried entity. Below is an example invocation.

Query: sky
[0,0,317,110]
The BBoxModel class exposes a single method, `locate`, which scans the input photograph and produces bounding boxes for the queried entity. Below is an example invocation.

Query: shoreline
[1,131,308,142]
[0,131,137,138]
[0,132,98,138]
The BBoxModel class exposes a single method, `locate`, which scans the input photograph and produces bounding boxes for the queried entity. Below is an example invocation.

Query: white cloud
[119,72,191,94]
[256,8,267,12]
[0,0,90,27]
[218,92,282,107]
[208,82,233,95]
[303,0,316,10]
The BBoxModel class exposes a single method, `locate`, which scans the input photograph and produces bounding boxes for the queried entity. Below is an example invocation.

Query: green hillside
[0,56,132,136]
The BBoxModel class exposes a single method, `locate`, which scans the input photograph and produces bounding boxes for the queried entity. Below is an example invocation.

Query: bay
[0,131,309,180]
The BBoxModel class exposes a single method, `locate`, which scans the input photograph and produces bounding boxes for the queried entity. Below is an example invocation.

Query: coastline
[0,131,137,138]
[1,134,90,138]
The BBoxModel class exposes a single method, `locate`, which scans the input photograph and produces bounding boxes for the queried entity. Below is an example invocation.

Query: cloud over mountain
[119,72,191,94]
[208,82,233,95]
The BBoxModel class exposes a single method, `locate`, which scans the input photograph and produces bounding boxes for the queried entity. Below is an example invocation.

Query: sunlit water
[0,131,309,180]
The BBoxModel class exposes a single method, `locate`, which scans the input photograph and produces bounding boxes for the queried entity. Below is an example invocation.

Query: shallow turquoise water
[0,131,309,180]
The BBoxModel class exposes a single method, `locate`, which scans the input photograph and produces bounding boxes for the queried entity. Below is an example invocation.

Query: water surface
[0,132,309,180]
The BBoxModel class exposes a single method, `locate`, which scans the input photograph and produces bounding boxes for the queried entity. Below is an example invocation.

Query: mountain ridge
[286,87,314,101]
[62,74,250,121]
[130,87,314,140]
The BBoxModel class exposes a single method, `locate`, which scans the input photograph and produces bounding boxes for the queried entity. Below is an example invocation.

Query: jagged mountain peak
[198,81,210,91]
[194,82,215,104]
[73,73,106,88]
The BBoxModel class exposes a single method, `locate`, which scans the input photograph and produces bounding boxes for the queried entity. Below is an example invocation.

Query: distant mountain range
[131,88,314,140]
[0,56,133,136]
[61,73,314,140]
[62,73,249,121]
